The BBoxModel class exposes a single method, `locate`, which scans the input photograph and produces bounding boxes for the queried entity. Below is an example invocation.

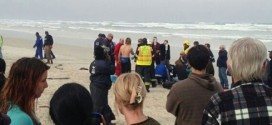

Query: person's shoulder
[7,106,33,125]
[171,79,191,90]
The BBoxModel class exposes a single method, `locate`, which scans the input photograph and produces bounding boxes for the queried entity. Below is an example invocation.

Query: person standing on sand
[217,45,228,89]
[136,38,153,92]
[205,43,215,76]
[114,38,124,76]
[166,45,223,125]
[101,33,115,73]
[202,38,272,125]
[0,35,4,58]
[44,31,53,64]
[33,32,43,59]
[94,33,106,49]
[119,37,134,74]
[45,31,56,59]
[152,37,161,66]
[183,40,190,55]
[89,46,115,124]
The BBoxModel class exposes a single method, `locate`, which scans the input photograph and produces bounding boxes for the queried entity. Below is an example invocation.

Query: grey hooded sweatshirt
[166,73,223,125]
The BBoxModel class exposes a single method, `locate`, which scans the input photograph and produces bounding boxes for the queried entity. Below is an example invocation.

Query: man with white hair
[202,37,272,125]
[217,44,228,89]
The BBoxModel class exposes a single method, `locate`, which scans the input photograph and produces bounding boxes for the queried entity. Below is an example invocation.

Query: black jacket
[89,60,114,90]
[217,50,227,68]
[44,35,53,46]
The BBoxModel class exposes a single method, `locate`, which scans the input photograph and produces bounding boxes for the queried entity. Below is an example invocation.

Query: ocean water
[0,19,271,60]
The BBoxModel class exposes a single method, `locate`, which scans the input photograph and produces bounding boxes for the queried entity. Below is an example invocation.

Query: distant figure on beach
[183,40,190,55]
[50,83,105,125]
[101,33,115,68]
[136,38,153,92]
[166,45,223,125]
[159,40,171,66]
[217,45,228,89]
[114,38,124,76]
[202,37,272,125]
[193,41,199,46]
[269,51,272,86]
[45,31,56,59]
[0,57,49,125]
[33,32,43,59]
[174,51,189,80]
[94,33,106,49]
[44,31,53,64]
[0,35,4,58]
[114,73,160,125]
[119,37,134,74]
[135,38,143,71]
[0,58,6,91]
[152,37,161,66]
[205,43,215,76]
[89,46,115,124]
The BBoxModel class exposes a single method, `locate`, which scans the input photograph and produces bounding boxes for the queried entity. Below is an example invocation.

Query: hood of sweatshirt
[188,73,219,91]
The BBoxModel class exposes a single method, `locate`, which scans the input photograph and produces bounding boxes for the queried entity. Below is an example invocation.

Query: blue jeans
[218,67,228,88]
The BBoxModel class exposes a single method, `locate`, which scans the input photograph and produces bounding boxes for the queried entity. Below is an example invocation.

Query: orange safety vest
[136,45,152,66]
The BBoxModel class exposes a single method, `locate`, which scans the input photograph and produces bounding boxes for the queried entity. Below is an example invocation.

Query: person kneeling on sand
[166,45,223,125]
[114,73,160,125]
[50,83,105,125]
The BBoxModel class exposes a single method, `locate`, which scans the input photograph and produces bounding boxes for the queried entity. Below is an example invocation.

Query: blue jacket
[155,64,168,78]
[217,50,228,68]
[33,36,43,49]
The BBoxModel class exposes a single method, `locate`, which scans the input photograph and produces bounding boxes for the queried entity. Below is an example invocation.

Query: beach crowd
[0,32,272,125]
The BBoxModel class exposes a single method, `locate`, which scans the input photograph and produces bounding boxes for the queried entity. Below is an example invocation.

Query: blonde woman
[114,73,160,125]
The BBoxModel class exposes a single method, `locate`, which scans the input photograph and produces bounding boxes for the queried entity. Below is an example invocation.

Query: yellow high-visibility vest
[136,45,152,66]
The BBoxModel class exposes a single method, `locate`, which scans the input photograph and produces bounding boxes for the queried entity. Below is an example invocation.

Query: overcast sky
[0,0,271,23]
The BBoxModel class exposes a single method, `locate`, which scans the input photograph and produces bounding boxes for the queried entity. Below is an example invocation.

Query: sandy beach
[2,36,234,125]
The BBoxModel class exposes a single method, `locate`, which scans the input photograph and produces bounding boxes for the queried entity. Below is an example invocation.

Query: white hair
[228,37,267,82]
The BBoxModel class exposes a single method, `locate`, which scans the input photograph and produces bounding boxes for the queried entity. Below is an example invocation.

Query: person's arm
[118,46,122,63]
[33,39,37,48]
[130,47,134,55]
[166,85,180,116]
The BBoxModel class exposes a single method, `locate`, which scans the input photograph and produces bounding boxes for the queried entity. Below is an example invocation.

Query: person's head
[35,32,40,37]
[94,46,106,60]
[0,58,6,75]
[45,31,49,35]
[0,57,49,124]
[125,37,131,45]
[107,33,113,41]
[187,45,210,71]
[153,37,157,44]
[227,37,267,82]
[142,38,148,45]
[50,83,100,125]
[219,45,225,50]
[164,40,168,45]
[193,41,199,46]
[138,38,143,45]
[205,43,210,49]
[113,73,147,114]
[183,40,190,48]
[119,38,124,44]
